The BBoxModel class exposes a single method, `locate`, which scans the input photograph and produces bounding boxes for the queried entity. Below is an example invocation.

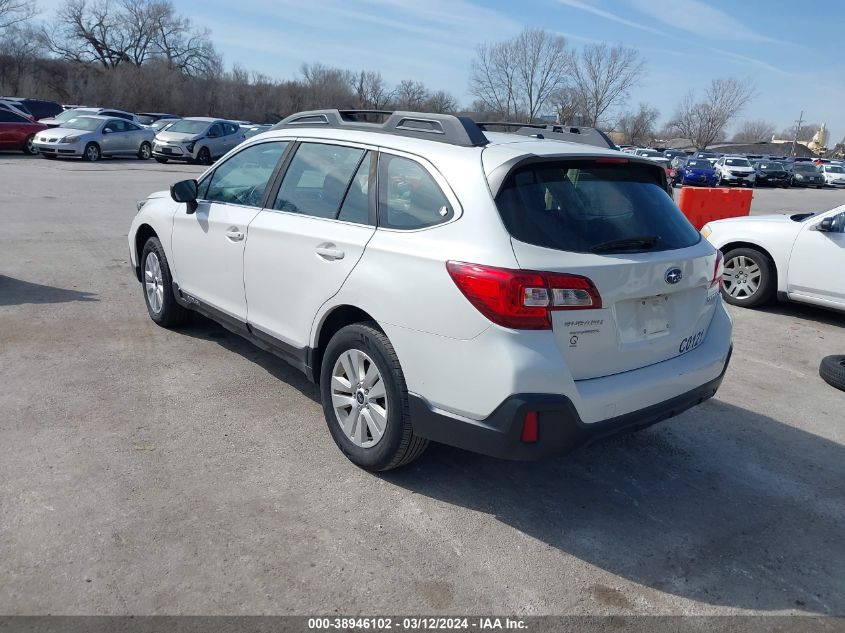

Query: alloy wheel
[330,349,388,448]
[723,255,761,300]
[144,252,164,314]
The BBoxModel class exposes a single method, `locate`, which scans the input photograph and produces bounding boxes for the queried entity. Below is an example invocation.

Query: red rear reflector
[446,262,602,330]
[521,411,539,443]
[594,157,629,164]
[711,251,724,289]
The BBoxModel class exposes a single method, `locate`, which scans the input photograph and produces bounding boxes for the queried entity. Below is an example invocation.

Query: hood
[724,164,753,172]
[155,130,202,143]
[38,126,96,139]
[38,117,65,127]
[712,213,795,226]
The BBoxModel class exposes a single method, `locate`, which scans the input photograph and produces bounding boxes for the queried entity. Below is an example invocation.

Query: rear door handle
[315,244,344,260]
[225,228,244,242]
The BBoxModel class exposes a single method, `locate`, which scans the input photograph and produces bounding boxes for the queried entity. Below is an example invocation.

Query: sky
[38,0,845,143]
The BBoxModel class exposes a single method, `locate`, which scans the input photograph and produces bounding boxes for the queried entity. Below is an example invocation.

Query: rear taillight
[446,262,602,330]
[711,251,723,289]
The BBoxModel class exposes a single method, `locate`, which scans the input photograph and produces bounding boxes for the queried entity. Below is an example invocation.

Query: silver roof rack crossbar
[271,109,489,148]
[476,122,618,150]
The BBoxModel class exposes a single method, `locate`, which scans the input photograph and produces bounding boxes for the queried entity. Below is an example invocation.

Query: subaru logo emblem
[665,267,683,284]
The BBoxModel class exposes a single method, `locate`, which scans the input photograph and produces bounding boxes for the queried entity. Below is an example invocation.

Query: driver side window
[204,141,289,207]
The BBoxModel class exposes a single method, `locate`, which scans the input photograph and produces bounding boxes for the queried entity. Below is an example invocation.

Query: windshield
[825,165,844,173]
[758,162,784,171]
[62,116,102,131]
[54,108,93,122]
[686,160,711,169]
[794,163,818,172]
[725,158,750,167]
[152,119,178,131]
[495,160,700,253]
[165,119,209,134]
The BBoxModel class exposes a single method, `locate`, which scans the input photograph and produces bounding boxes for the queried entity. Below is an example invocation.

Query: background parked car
[714,156,755,187]
[136,112,179,126]
[752,161,791,188]
[0,99,35,121]
[633,148,671,168]
[1,97,63,120]
[0,108,47,154]
[33,115,154,161]
[674,158,718,187]
[152,117,244,164]
[150,118,180,133]
[241,123,271,139]
[789,162,824,188]
[820,163,845,187]
[39,107,138,128]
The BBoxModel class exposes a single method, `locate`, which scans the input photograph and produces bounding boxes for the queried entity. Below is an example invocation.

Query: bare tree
[394,79,428,110]
[469,28,570,121]
[41,0,219,76]
[0,0,37,29]
[353,70,391,110]
[300,62,355,109]
[731,119,776,143]
[667,78,756,149]
[570,43,645,126]
[0,24,43,93]
[549,86,581,124]
[424,90,457,113]
[779,122,820,141]
[616,102,659,146]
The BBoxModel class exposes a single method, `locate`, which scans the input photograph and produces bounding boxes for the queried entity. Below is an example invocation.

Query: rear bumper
[410,346,732,461]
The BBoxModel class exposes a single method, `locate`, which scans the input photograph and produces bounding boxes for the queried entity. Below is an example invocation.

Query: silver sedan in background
[32,115,155,161]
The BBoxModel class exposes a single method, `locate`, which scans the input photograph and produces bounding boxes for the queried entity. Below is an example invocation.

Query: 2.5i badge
[679,330,705,354]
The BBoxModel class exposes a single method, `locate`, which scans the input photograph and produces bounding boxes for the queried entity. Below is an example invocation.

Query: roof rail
[476,122,618,150]
[271,109,489,148]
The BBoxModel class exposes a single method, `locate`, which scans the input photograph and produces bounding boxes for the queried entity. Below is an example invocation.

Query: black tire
[140,237,191,328]
[720,247,777,308]
[320,323,428,471]
[195,147,211,165]
[154,157,168,164]
[82,142,100,162]
[23,134,38,155]
[138,141,152,160]
[819,356,845,392]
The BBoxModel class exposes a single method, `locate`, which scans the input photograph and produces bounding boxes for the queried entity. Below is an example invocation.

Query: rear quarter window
[495,160,700,253]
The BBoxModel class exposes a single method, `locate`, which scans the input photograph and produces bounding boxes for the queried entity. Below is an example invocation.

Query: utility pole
[791,110,804,157]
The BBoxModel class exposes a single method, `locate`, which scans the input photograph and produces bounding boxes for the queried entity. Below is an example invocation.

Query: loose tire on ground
[819,355,845,391]
[320,323,428,471]
[140,237,191,328]
[720,247,777,308]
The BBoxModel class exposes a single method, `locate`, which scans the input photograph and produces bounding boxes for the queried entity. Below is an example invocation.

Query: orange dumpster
[677,187,753,230]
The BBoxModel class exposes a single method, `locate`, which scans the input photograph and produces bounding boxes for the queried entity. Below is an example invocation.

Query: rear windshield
[685,160,711,169]
[496,160,700,253]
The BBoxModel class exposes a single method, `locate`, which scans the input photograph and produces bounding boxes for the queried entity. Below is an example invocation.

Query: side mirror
[170,179,198,214]
[817,217,835,232]
[103,128,113,134]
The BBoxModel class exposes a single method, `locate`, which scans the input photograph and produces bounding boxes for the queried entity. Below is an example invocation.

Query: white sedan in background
[702,206,845,312]
[820,164,845,187]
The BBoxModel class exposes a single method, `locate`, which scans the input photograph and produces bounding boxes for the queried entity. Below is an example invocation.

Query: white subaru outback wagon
[129,110,733,471]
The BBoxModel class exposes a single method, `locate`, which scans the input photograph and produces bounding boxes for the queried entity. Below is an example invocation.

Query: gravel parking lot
[1,155,844,617]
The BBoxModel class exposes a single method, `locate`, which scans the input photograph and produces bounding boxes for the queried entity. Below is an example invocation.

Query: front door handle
[315,244,345,260]
[225,227,244,242]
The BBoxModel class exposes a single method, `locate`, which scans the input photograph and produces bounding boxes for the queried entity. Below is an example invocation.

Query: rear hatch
[493,157,721,380]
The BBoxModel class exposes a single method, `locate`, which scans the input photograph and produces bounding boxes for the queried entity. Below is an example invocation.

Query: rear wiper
[590,236,660,253]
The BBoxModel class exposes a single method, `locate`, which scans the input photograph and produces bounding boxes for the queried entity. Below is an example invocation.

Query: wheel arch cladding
[134,224,158,281]
[312,305,381,383]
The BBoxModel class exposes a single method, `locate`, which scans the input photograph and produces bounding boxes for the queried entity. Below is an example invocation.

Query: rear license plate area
[637,295,670,337]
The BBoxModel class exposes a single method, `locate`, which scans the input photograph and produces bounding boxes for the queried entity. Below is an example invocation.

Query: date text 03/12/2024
[307,617,528,630]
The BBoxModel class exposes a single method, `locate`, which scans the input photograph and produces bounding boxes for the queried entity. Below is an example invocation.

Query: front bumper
[680,174,716,186]
[720,173,754,185]
[410,346,733,461]
[33,140,84,156]
[152,142,195,161]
